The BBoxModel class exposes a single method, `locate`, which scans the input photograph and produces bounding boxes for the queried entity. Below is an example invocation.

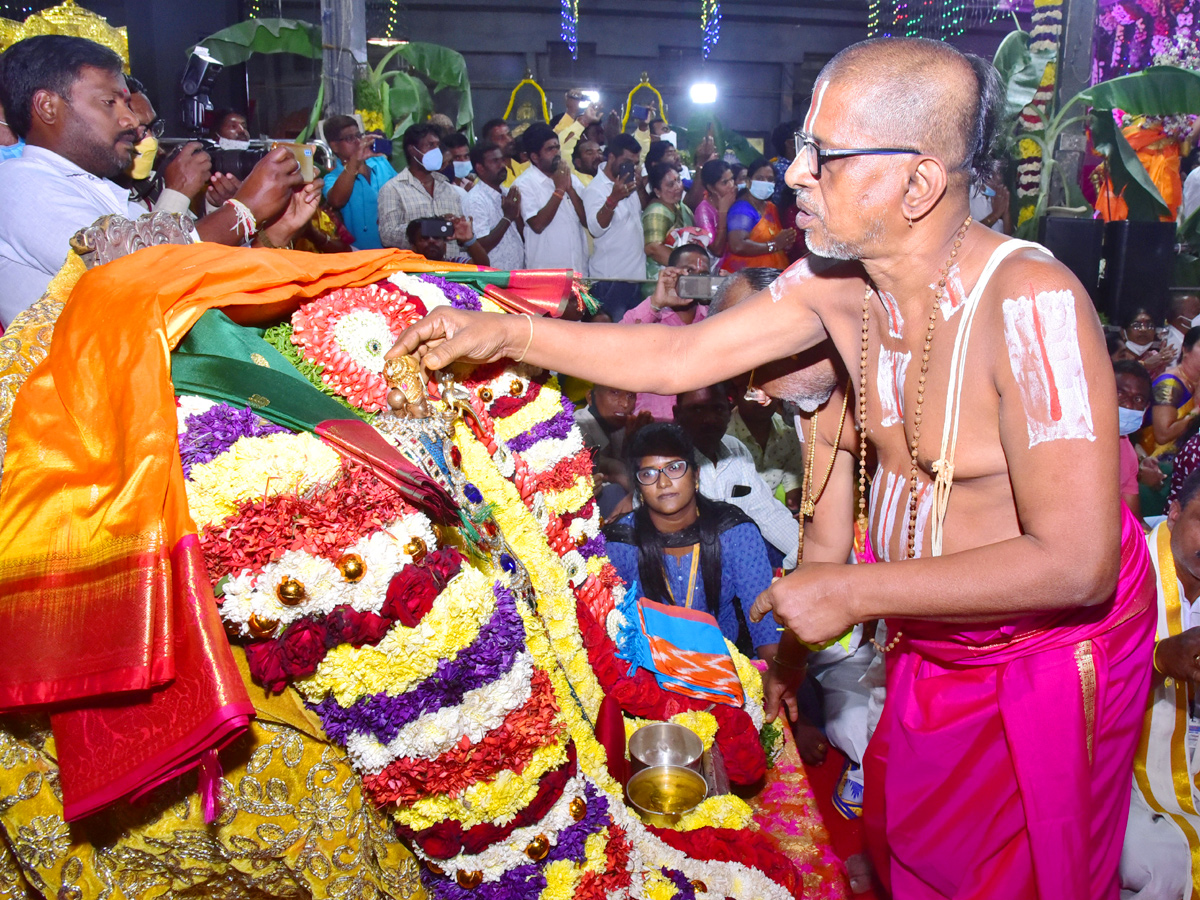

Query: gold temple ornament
[0,1,129,69]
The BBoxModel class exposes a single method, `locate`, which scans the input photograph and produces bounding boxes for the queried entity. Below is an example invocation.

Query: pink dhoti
[864,505,1156,898]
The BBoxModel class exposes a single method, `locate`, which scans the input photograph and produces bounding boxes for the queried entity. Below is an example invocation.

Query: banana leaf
[1089,109,1171,220]
[1079,66,1200,117]
[387,72,434,168]
[680,113,758,166]
[390,42,475,135]
[1180,205,1200,246]
[192,17,322,67]
[992,29,1058,124]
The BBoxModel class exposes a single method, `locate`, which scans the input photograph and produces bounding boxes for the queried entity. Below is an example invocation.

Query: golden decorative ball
[276,576,307,606]
[478,387,493,402]
[404,537,428,563]
[524,834,550,861]
[690,880,708,893]
[455,870,482,889]
[509,378,523,396]
[336,553,366,583]
[425,862,445,875]
[569,797,587,821]
[247,613,279,638]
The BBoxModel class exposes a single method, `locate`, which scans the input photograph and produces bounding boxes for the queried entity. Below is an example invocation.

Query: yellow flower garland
[185,432,342,528]
[296,563,497,705]
[623,711,719,753]
[540,858,583,900]
[390,730,571,832]
[454,421,605,720]
[490,385,566,444]
[672,794,754,832]
[542,478,595,517]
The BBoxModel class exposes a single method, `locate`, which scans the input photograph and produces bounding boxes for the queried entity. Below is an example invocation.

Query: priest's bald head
[787,37,1004,261]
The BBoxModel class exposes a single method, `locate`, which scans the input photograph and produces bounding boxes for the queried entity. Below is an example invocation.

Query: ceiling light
[689,82,717,104]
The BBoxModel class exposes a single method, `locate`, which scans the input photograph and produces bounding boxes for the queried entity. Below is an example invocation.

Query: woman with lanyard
[602,423,780,661]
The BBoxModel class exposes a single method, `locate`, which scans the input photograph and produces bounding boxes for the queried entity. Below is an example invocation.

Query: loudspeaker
[1100,220,1177,327]
[1037,216,1104,306]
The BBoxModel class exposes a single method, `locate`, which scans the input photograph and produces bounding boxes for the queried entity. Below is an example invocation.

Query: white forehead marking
[803,80,831,135]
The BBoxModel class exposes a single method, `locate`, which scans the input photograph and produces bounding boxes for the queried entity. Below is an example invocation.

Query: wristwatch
[767,241,776,253]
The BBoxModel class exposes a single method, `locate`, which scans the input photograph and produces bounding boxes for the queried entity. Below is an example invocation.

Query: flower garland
[177,401,288,478]
[198,459,417,582]
[310,583,527,748]
[296,562,498,705]
[290,282,426,412]
[388,271,462,311]
[262,321,375,421]
[360,669,564,806]
[418,274,483,311]
[624,711,719,754]
[185,431,343,529]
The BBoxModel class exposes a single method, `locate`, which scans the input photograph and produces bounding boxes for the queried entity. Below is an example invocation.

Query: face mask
[736,182,747,191]
[1118,406,1146,436]
[660,130,677,147]
[749,180,774,201]
[1191,313,1200,329]
[1126,340,1152,355]
[452,160,473,179]
[129,134,158,180]
[216,137,250,151]
[418,146,443,172]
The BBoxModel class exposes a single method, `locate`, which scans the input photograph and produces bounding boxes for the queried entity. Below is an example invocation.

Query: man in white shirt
[0,35,305,326]
[674,384,799,569]
[512,123,588,275]
[583,134,645,318]
[463,140,524,271]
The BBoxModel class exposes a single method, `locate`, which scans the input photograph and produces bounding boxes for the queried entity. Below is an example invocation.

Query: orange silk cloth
[0,245,473,710]
[1095,123,1183,223]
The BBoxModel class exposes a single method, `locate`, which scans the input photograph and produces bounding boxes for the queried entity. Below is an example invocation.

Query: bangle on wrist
[462,236,478,248]
[1153,640,1167,675]
[553,189,566,200]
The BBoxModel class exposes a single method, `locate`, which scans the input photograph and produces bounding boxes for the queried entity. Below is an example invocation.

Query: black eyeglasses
[137,117,166,140]
[795,131,921,179]
[635,459,691,486]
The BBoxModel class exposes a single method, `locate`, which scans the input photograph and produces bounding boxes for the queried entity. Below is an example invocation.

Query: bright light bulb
[690,82,717,104]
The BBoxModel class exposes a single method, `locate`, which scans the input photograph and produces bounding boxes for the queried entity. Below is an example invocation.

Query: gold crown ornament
[1,1,129,70]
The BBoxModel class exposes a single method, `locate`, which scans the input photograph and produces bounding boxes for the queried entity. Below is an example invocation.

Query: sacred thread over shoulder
[1001,289,1095,448]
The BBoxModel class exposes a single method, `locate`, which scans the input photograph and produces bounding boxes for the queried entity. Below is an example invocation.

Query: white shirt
[0,145,146,325]
[512,164,588,275]
[696,434,799,569]
[1183,167,1200,222]
[582,169,645,280]
[464,180,524,271]
[968,186,1005,232]
[727,408,804,495]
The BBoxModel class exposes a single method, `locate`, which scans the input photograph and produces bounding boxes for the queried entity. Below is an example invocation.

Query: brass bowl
[628,722,703,772]
[626,765,708,827]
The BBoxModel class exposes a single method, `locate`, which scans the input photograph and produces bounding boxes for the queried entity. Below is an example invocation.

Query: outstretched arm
[752,255,1122,643]
[388,256,865,396]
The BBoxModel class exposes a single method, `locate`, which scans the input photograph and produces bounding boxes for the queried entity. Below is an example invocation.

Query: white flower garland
[411,774,589,883]
[345,652,535,772]
[513,430,585,475]
[387,272,457,311]
[331,308,397,371]
[218,513,437,635]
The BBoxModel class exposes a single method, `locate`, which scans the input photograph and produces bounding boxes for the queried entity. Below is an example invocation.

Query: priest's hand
[750,564,855,646]
[1154,627,1200,683]
[389,308,528,371]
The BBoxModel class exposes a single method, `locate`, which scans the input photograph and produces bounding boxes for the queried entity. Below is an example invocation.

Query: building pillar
[1050,0,1097,206]
[321,0,366,116]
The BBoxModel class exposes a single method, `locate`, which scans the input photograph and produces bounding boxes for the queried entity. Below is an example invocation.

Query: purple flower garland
[422,783,610,900]
[419,274,484,311]
[505,397,576,453]
[179,403,288,478]
[662,868,698,900]
[309,584,526,746]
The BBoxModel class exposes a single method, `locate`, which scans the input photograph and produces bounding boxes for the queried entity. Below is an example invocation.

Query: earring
[906,214,913,228]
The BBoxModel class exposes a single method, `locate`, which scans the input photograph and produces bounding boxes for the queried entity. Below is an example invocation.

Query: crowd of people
[1,25,1199,900]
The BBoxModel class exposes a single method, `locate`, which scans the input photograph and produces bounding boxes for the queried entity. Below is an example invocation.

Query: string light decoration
[245,0,263,18]
[866,0,1016,39]
[560,0,578,60]
[701,0,722,59]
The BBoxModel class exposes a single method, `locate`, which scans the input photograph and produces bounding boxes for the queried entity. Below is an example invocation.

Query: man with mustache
[0,35,305,326]
[393,37,1155,897]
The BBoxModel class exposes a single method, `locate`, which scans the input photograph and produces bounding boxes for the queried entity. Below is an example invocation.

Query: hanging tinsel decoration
[560,0,579,60]
[701,0,722,59]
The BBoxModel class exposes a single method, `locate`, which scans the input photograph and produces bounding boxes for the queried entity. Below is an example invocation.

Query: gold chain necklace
[859,215,972,652]
[795,380,851,565]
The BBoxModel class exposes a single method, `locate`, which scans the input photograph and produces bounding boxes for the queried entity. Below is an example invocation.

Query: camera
[675,275,730,304]
[416,217,454,239]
